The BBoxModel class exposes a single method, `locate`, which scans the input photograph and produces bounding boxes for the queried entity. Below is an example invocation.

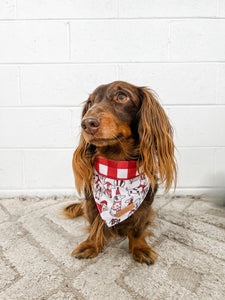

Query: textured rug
[0,195,224,299]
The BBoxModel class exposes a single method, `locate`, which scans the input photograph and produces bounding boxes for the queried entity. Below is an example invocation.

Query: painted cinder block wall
[0,0,225,196]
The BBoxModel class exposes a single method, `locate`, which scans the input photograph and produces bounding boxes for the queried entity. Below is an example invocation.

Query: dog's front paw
[71,240,99,259]
[132,246,158,265]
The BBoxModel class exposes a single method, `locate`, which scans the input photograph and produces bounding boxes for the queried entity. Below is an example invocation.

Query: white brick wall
[0,0,224,196]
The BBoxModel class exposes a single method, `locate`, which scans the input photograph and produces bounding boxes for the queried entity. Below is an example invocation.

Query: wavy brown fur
[138,87,177,192]
[72,136,93,195]
[63,202,84,219]
[64,81,177,264]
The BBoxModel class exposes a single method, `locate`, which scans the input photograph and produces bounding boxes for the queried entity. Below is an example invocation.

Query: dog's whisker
[112,134,123,144]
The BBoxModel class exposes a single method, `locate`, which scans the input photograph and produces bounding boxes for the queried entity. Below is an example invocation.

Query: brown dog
[64,81,177,265]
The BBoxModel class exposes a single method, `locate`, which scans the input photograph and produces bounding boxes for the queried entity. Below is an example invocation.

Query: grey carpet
[0,195,224,299]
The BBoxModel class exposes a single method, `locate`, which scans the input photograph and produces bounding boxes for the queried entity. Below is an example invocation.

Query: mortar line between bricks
[66,21,71,61]
[1,104,225,109]
[116,0,120,18]
[216,0,220,17]
[215,62,220,105]
[213,146,217,188]
[1,61,225,65]
[14,0,17,18]
[21,150,25,189]
[167,21,172,60]
[17,222,91,299]
[0,17,225,21]
[159,218,225,262]
[17,65,22,105]
[1,146,225,150]
[115,64,120,80]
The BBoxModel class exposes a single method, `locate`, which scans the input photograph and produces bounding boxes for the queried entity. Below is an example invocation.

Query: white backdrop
[0,0,225,196]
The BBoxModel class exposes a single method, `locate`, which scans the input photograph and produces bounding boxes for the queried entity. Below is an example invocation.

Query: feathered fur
[64,81,177,264]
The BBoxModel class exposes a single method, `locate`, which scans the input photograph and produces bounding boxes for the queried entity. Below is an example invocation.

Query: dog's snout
[81,116,101,135]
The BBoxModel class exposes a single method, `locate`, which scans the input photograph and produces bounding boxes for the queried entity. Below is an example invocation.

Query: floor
[0,194,224,299]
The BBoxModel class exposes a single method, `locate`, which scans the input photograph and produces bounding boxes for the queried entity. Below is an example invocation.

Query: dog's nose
[81,116,101,135]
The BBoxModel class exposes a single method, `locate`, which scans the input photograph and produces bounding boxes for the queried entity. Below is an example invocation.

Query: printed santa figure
[95,200,108,214]
[104,180,114,198]
[139,175,148,193]
[94,174,104,199]
[126,177,140,196]
[99,176,115,199]
[110,187,125,216]
[100,200,108,212]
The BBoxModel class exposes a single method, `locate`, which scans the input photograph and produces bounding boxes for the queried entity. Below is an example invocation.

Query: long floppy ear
[72,136,94,195]
[138,87,177,192]
[72,98,95,195]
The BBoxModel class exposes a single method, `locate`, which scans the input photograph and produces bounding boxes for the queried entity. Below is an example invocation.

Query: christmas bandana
[93,156,150,227]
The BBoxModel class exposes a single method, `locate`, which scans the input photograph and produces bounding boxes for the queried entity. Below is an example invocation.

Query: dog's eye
[117,94,128,102]
[87,101,92,108]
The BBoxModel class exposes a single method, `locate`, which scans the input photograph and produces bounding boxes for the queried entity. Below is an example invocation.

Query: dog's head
[74,81,177,194]
[81,81,141,147]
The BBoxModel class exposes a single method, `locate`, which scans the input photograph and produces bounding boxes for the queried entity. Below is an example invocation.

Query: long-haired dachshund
[64,81,177,265]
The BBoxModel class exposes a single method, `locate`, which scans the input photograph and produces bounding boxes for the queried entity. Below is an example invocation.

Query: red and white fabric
[93,156,150,227]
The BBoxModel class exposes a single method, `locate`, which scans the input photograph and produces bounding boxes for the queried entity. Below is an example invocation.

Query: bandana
[93,156,150,227]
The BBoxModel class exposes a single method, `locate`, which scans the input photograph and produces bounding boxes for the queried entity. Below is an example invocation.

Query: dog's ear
[72,136,93,195]
[138,87,177,192]
[72,97,95,195]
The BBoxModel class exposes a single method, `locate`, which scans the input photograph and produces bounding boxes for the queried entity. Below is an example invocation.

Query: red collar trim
[94,156,139,180]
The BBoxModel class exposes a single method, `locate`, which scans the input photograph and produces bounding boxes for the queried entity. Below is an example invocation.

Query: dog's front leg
[71,214,106,259]
[128,231,158,265]
[71,238,101,259]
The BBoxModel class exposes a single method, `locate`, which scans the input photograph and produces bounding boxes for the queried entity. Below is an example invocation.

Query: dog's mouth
[84,133,124,146]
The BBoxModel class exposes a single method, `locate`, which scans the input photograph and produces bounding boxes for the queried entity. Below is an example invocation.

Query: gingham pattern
[94,156,139,180]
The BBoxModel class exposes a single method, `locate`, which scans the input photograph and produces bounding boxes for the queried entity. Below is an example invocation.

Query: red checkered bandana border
[94,156,139,180]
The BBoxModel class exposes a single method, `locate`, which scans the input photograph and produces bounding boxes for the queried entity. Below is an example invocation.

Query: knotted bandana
[93,157,150,227]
